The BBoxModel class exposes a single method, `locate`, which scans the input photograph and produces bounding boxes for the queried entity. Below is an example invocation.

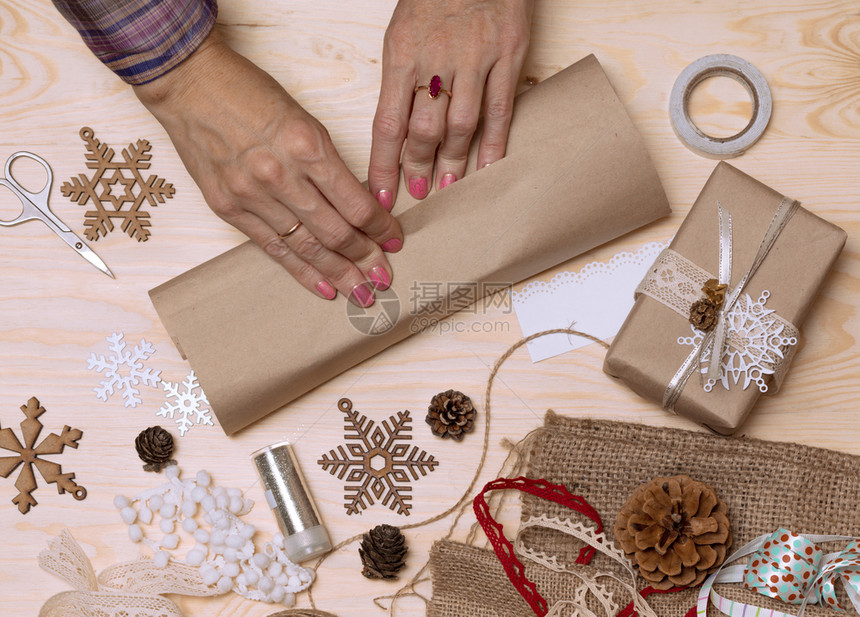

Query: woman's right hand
[134,31,403,307]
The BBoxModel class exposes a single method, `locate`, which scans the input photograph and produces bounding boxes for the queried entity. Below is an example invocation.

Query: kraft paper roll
[149,54,671,435]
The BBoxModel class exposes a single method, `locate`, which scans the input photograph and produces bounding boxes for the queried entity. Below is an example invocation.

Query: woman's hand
[134,31,402,307]
[368,0,533,207]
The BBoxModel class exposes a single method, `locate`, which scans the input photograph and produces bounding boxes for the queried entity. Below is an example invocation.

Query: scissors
[0,151,114,278]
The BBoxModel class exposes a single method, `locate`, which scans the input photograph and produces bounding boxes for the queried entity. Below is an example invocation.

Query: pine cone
[359,524,407,579]
[689,299,718,332]
[426,389,475,440]
[614,475,731,589]
[135,426,176,472]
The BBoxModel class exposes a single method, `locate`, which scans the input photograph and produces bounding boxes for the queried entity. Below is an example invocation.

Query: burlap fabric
[428,413,860,617]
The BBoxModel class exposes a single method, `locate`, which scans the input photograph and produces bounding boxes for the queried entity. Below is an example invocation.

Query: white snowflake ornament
[87,332,161,407]
[158,371,214,436]
[679,290,797,393]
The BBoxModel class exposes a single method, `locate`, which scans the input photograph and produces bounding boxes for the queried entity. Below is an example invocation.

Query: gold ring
[414,75,452,100]
[278,221,303,239]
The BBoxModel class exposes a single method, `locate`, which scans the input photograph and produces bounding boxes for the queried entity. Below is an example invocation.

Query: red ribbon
[473,477,603,617]
[614,586,696,617]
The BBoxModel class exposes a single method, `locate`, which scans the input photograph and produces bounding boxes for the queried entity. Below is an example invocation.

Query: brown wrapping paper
[604,162,847,434]
[150,54,670,435]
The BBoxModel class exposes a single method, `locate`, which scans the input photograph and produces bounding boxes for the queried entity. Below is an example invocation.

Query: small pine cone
[359,524,407,579]
[135,426,176,472]
[689,299,718,332]
[425,389,475,441]
[614,475,732,590]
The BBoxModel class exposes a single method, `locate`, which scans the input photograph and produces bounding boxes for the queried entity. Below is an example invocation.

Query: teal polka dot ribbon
[696,529,860,617]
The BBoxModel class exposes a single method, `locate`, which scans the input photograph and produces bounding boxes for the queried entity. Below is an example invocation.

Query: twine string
[306,328,609,615]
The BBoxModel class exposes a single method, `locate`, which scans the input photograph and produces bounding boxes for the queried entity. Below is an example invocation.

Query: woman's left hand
[368,0,533,209]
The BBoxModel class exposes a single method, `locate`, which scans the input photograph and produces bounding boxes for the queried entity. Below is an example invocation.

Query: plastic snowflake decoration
[0,397,86,514]
[158,371,214,436]
[679,290,797,393]
[318,398,439,515]
[61,126,175,241]
[88,332,162,408]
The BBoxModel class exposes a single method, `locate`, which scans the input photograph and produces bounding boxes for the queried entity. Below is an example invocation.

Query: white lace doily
[512,241,669,362]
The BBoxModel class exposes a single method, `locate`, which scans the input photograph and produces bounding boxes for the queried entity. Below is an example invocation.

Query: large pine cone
[359,524,407,579]
[426,389,475,441]
[614,475,731,589]
[135,426,176,472]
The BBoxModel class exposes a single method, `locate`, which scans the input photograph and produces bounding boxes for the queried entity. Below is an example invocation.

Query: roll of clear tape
[669,54,772,159]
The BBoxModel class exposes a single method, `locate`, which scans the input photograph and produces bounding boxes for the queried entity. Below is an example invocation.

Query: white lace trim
[513,242,667,302]
[514,516,658,617]
[635,248,711,317]
[38,529,218,617]
[512,241,670,362]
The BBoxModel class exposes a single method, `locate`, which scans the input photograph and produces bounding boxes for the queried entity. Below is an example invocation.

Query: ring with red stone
[414,75,452,100]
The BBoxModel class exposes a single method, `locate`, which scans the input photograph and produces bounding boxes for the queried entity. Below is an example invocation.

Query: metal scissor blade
[2,150,114,278]
[77,241,115,278]
[54,227,115,279]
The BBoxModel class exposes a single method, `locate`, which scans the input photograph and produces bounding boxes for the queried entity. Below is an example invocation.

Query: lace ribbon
[474,477,662,617]
[696,529,860,617]
[513,514,660,617]
[38,529,219,617]
[474,477,604,616]
[635,198,800,410]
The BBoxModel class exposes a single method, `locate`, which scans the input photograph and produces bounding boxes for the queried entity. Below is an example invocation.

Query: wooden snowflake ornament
[61,126,175,241]
[0,397,87,514]
[318,398,439,516]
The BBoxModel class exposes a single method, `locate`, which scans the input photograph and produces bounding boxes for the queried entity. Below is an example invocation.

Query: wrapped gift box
[604,162,846,434]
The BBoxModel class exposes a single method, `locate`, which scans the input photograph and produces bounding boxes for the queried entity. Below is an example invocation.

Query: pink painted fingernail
[317,281,336,300]
[349,282,375,308]
[369,266,391,291]
[382,238,402,253]
[376,189,393,212]
[440,173,456,189]
[408,177,428,199]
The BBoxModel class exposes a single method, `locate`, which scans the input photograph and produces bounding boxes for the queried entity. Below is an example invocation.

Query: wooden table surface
[2,1,858,615]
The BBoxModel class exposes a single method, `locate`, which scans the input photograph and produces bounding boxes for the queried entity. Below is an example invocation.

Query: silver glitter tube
[251,441,332,563]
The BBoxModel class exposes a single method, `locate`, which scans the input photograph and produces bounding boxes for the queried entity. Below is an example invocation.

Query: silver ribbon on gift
[636,198,800,412]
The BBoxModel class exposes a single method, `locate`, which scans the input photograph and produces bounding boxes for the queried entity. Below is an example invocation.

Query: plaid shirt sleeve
[51,0,218,85]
